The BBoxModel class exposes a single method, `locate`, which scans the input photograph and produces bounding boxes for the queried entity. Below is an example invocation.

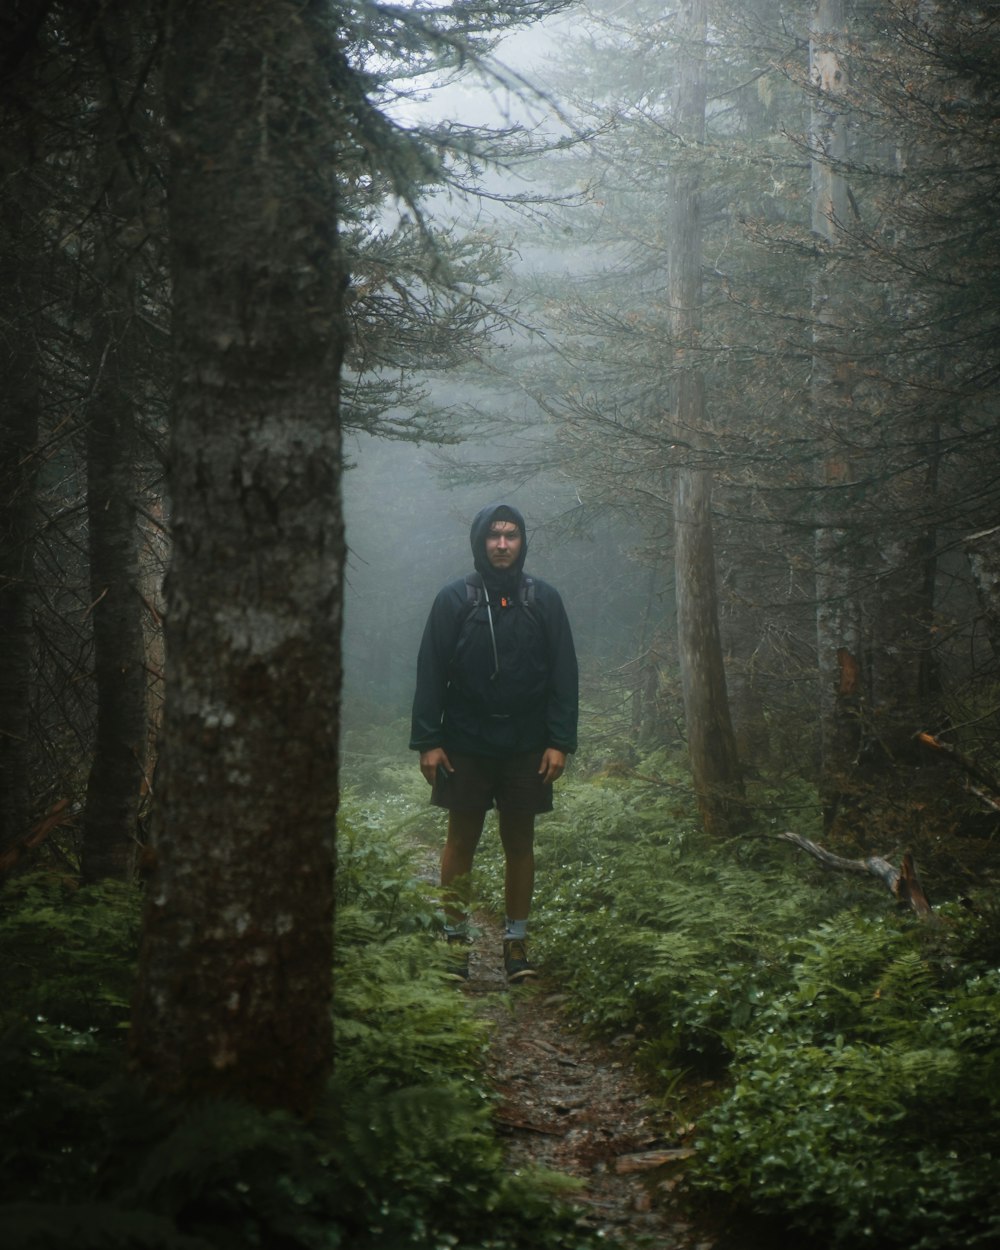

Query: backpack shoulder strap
[449,574,484,669]
[464,572,483,606]
[520,575,535,606]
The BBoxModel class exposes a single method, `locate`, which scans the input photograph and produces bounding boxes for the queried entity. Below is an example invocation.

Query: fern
[0,804,596,1250]
[0,872,140,1035]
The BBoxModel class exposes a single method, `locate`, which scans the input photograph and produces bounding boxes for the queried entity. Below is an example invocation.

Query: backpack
[449,573,539,685]
[463,571,535,613]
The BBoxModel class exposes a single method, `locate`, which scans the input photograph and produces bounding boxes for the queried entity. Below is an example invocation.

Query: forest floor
[460,908,713,1250]
[410,842,773,1249]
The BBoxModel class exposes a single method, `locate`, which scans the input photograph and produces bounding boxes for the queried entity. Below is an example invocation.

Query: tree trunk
[674,462,746,832]
[0,199,41,868]
[130,0,346,1116]
[809,0,860,822]
[668,0,746,835]
[79,290,148,884]
[965,526,1000,661]
[80,8,150,884]
[867,465,941,761]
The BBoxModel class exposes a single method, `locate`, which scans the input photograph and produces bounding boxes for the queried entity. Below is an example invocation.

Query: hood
[470,501,528,586]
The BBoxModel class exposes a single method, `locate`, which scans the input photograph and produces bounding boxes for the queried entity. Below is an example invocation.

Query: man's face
[485,520,522,570]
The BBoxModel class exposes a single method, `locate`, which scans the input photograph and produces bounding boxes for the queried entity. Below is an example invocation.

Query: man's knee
[447,810,487,850]
[498,812,535,858]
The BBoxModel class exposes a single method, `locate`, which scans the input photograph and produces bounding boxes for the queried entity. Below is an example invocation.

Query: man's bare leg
[498,810,535,926]
[498,809,537,980]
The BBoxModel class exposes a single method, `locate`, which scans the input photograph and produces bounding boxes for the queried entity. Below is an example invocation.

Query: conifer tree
[668,0,746,833]
[129,0,572,1112]
[129,0,347,1112]
[487,0,1000,832]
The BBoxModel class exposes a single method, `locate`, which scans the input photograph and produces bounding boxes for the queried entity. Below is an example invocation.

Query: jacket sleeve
[543,587,579,754]
[409,582,462,752]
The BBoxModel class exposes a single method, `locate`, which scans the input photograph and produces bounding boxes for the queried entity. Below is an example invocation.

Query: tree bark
[131,0,346,1116]
[668,0,746,835]
[80,6,151,884]
[965,526,1000,661]
[0,198,41,869]
[810,0,861,822]
[0,17,48,869]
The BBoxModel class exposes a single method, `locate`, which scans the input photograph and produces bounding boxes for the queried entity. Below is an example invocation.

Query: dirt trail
[461,911,713,1250]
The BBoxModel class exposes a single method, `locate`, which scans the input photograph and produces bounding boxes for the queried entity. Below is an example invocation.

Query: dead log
[776,831,933,918]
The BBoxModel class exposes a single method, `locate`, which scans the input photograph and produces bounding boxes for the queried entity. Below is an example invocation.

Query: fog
[341,432,655,732]
[340,0,1000,770]
[341,12,651,735]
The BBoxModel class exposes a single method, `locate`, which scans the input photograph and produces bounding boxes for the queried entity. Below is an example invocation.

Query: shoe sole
[506,967,539,983]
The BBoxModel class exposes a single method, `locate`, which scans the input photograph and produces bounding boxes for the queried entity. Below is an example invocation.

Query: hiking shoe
[445,935,470,981]
[503,937,538,983]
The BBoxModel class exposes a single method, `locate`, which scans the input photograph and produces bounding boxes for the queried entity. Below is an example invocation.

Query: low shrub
[694,918,1000,1249]
[507,761,1000,1250]
[0,798,594,1250]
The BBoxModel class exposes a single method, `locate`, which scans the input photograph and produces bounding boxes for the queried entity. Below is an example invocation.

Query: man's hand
[420,747,453,786]
[538,748,567,785]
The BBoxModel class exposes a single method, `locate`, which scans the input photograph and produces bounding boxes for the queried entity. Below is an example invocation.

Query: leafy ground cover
[0,802,594,1250]
[3,722,998,1250]
[460,741,1000,1250]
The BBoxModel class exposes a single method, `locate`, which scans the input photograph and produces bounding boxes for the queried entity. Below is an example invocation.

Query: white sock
[504,918,528,941]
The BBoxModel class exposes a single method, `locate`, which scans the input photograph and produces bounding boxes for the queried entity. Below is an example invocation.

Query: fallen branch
[0,798,72,877]
[916,731,1000,811]
[776,831,933,918]
[614,1148,696,1174]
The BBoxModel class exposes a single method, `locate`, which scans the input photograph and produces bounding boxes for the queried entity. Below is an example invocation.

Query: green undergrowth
[5,720,998,1250]
[0,797,593,1250]
[465,749,1000,1250]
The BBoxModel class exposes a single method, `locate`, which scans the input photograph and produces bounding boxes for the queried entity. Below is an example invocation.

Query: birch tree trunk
[131,0,346,1115]
[669,0,746,835]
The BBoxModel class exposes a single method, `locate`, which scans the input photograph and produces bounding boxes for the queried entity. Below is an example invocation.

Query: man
[410,502,579,982]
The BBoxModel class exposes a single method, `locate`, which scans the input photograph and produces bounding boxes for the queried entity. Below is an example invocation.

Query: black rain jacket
[409,502,579,758]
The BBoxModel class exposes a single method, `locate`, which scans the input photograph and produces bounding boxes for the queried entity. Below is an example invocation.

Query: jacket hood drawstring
[481,581,501,682]
[469,501,528,684]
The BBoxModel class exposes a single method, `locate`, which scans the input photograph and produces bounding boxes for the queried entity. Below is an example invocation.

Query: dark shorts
[431,751,553,816]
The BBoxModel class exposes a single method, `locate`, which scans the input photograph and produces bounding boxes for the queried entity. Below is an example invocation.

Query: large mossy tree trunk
[131,0,346,1116]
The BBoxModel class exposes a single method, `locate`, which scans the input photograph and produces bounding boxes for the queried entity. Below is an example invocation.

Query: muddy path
[459,910,712,1250]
